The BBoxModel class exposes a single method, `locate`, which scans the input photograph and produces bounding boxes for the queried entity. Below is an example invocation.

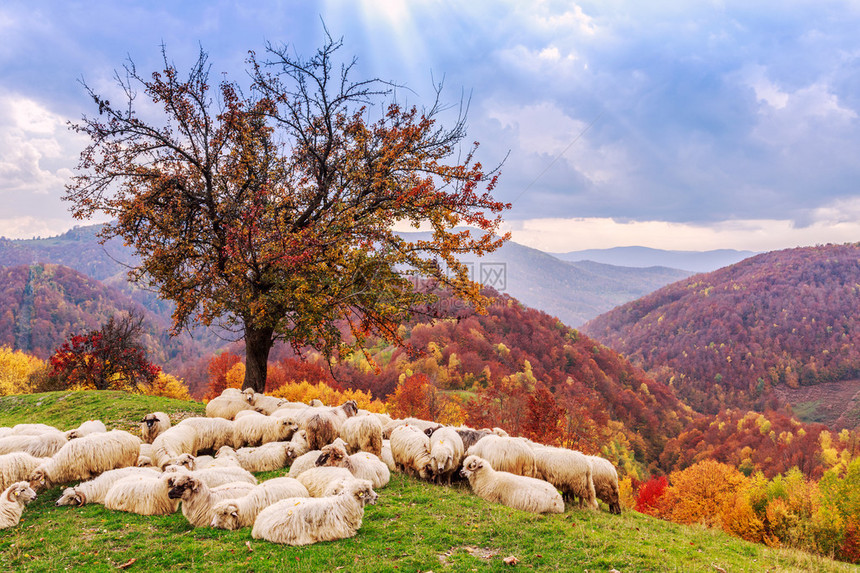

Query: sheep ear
[7,489,17,502]
[231,511,238,517]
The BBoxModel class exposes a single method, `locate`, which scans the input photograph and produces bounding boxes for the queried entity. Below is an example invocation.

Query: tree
[66,34,509,392]
[49,310,161,391]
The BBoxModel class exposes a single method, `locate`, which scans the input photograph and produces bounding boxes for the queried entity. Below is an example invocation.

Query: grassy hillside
[0,392,854,572]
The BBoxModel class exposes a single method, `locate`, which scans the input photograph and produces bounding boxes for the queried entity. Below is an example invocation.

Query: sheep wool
[65,420,107,440]
[460,455,564,514]
[389,424,433,480]
[210,477,310,530]
[315,442,390,489]
[56,466,161,506]
[587,455,622,514]
[176,417,236,452]
[429,427,465,486]
[0,432,67,458]
[103,473,180,516]
[205,396,254,420]
[251,478,377,546]
[30,430,140,489]
[216,442,292,473]
[286,450,323,478]
[296,466,356,497]
[0,482,37,529]
[532,444,598,510]
[140,412,171,444]
[0,452,50,492]
[339,415,383,456]
[151,425,199,468]
[466,435,537,478]
[233,415,297,448]
[167,474,255,527]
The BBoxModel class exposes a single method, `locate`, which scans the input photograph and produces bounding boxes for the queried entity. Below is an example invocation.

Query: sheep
[104,473,180,515]
[297,400,359,451]
[162,464,257,488]
[56,466,161,507]
[429,427,465,486]
[29,430,140,490]
[383,418,441,439]
[209,477,310,530]
[166,474,256,527]
[249,393,288,415]
[531,444,598,510]
[176,417,236,452]
[380,440,396,472]
[233,409,261,421]
[64,420,107,440]
[315,442,390,489]
[587,455,622,514]
[0,482,37,529]
[389,424,433,480]
[460,455,564,514]
[151,425,199,468]
[287,429,310,459]
[0,452,50,492]
[296,466,357,497]
[9,423,60,435]
[466,435,537,478]
[286,450,323,478]
[339,415,383,456]
[454,427,494,451]
[140,412,171,443]
[205,396,254,420]
[0,432,67,458]
[252,478,377,546]
[215,442,292,473]
[233,414,297,448]
[171,453,234,471]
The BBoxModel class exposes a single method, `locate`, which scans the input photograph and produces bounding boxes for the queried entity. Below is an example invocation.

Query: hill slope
[554,246,758,273]
[581,243,860,416]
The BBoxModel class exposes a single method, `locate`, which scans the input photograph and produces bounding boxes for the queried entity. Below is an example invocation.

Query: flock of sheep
[0,386,621,547]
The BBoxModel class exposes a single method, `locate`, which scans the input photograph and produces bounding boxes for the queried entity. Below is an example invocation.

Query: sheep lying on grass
[0,432,67,458]
[216,442,292,473]
[233,414,297,447]
[286,450,323,479]
[162,464,256,488]
[206,396,254,420]
[296,466,356,497]
[151,425,199,468]
[380,440,396,472]
[588,455,622,514]
[167,474,255,527]
[248,393,288,416]
[531,444,597,510]
[460,455,564,514]
[104,473,180,515]
[429,427,465,486]
[315,442,390,489]
[209,477,310,530]
[175,417,236,452]
[140,412,171,443]
[64,420,106,440]
[29,430,140,490]
[0,452,50,491]
[0,481,37,529]
[251,478,377,546]
[56,466,160,506]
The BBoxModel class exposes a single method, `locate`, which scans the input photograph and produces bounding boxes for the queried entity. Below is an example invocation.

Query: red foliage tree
[523,383,565,446]
[386,373,439,420]
[635,475,668,515]
[204,352,242,399]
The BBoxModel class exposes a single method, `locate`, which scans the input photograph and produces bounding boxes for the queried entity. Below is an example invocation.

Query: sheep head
[28,468,49,492]
[278,419,299,440]
[210,501,241,530]
[173,453,196,470]
[141,414,161,428]
[56,487,85,507]
[340,400,359,418]
[7,482,37,505]
[167,474,201,500]
[459,455,485,479]
[65,429,80,440]
[316,443,348,467]
[348,479,378,506]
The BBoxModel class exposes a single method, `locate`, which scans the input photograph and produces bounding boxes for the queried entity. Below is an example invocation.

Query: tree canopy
[65,35,509,391]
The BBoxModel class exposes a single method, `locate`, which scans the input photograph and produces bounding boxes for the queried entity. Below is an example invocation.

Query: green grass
[791,399,826,424]
[0,391,857,572]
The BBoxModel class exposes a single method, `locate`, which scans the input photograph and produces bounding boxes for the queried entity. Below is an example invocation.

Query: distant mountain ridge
[553,246,757,273]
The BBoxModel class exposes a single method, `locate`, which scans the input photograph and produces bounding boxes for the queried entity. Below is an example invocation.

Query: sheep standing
[460,455,564,514]
[389,425,433,480]
[104,473,180,515]
[429,427,465,486]
[339,415,383,456]
[587,455,622,514]
[65,420,107,440]
[251,478,377,546]
[56,466,161,506]
[166,474,255,527]
[304,401,358,451]
[0,452,50,491]
[315,442,390,489]
[29,430,140,489]
[466,435,537,478]
[531,444,597,510]
[209,477,310,530]
[0,482,37,529]
[140,412,171,444]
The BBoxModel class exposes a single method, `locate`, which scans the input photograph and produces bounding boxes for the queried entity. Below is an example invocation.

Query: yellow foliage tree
[658,460,750,528]
[270,381,386,413]
[0,347,48,396]
[141,372,192,401]
[225,363,246,391]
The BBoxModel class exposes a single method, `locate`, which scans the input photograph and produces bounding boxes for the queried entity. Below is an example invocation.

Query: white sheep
[252,478,377,545]
[9,423,61,435]
[0,452,50,492]
[466,435,537,478]
[460,455,564,514]
[166,473,256,527]
[587,455,622,514]
[454,427,494,451]
[383,417,441,439]
[29,429,141,490]
[303,401,359,450]
[205,395,254,420]
[380,440,396,472]
[175,417,236,452]
[151,425,199,468]
[249,393,288,415]
[296,466,357,497]
[56,466,161,506]
[429,427,465,486]
[140,412,171,443]
[286,430,310,460]
[0,432,67,458]
[137,443,154,467]
[233,414,297,447]
[64,420,107,440]
[315,442,390,489]
[286,450,323,478]
[339,415,383,456]
[103,473,180,515]
[389,424,433,480]
[209,477,310,530]
[215,442,292,473]
[162,464,257,488]
[0,482,37,529]
[531,444,597,510]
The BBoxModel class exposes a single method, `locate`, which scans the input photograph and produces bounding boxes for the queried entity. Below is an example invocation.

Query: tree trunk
[243,324,275,393]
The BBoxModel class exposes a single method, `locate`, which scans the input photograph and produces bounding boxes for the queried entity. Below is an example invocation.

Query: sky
[2,0,860,253]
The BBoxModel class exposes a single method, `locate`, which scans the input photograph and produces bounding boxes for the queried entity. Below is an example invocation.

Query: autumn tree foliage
[65,34,508,393]
[49,311,160,391]
[0,346,48,395]
[204,352,243,399]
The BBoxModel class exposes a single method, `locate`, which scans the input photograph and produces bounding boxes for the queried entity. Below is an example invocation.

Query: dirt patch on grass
[438,546,500,566]
[773,379,860,429]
